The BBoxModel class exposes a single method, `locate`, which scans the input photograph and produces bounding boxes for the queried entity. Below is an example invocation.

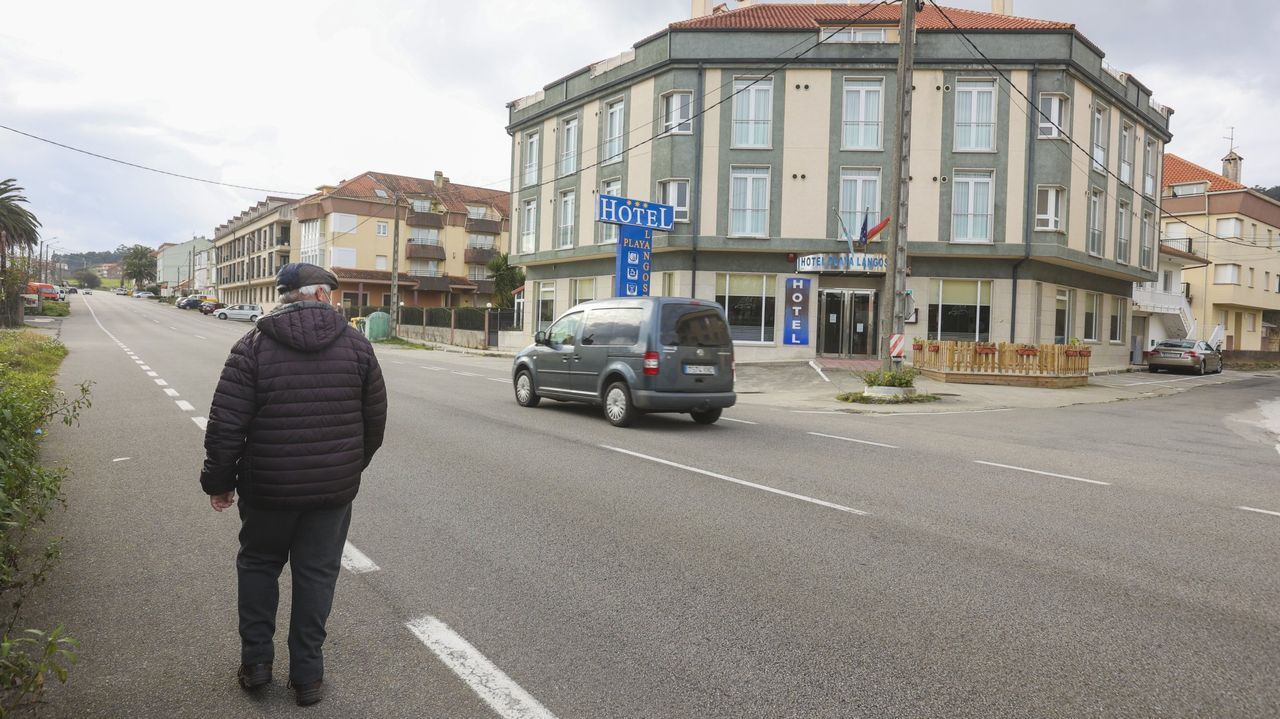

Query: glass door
[818,290,877,357]
[820,291,845,355]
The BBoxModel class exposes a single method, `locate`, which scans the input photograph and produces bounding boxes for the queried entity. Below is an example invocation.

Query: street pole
[880,0,916,371]
[389,193,401,336]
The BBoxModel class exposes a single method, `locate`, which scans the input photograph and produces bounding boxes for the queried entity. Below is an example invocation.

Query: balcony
[465,217,502,234]
[413,274,452,292]
[407,210,444,228]
[471,279,495,295]
[464,246,497,264]
[406,243,446,261]
[1133,285,1195,339]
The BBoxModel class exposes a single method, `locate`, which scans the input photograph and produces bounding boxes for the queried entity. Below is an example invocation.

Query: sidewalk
[734,360,1268,414]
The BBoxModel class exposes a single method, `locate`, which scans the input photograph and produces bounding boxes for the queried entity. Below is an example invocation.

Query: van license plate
[683,364,716,375]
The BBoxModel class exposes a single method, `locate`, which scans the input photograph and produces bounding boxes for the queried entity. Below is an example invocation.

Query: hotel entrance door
[818,290,877,357]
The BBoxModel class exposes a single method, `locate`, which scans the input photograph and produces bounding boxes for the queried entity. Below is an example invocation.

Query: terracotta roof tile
[671,3,1074,32]
[331,267,417,284]
[332,171,510,217]
[1162,153,1246,193]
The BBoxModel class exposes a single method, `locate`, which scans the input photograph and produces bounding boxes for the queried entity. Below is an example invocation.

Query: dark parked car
[200,301,226,315]
[177,296,203,309]
[1145,339,1224,375]
[512,297,736,427]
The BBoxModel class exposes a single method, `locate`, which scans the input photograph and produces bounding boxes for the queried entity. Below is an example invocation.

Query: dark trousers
[237,501,352,684]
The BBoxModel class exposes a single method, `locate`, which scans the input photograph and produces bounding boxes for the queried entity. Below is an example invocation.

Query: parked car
[66,287,78,294]
[177,296,203,309]
[1145,339,1223,375]
[83,289,93,295]
[512,297,736,427]
[217,304,262,322]
[135,291,155,299]
[199,301,226,315]
[114,288,127,295]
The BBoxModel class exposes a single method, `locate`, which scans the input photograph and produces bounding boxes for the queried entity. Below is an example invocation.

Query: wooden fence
[910,341,1091,381]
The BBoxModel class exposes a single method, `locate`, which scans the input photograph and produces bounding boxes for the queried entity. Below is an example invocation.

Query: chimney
[1222,150,1243,183]
[434,170,445,189]
[991,0,1013,15]
[691,0,712,18]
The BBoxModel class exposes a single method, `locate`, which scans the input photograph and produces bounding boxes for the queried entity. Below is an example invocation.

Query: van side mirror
[534,331,548,345]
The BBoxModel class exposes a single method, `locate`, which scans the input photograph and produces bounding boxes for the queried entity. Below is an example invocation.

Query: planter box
[863,386,917,399]
[975,346,997,355]
[927,345,941,353]
[911,343,924,351]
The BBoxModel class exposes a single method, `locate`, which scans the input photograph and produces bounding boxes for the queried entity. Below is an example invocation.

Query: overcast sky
[2,0,1277,254]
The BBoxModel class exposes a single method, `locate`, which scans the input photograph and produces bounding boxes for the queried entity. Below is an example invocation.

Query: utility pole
[389,193,401,336]
[880,0,916,371]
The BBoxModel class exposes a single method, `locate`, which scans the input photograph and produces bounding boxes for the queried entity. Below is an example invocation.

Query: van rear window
[581,308,643,346]
[660,305,732,347]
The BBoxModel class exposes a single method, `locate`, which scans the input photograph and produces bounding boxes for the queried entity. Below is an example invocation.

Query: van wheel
[690,408,722,425]
[603,381,636,427]
[514,370,540,407]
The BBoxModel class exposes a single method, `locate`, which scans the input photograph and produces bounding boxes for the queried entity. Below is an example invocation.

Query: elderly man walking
[200,262,387,706]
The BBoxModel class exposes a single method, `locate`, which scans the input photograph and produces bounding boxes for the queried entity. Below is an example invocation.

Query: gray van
[512,297,736,427]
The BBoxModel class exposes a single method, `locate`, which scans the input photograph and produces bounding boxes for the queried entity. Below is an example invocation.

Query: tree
[486,253,525,309]
[1253,185,1280,202]
[0,179,42,328]
[120,244,156,288]
[72,270,101,289]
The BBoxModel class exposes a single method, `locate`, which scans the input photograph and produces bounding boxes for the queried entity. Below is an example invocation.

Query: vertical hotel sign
[784,277,811,345]
[597,194,674,297]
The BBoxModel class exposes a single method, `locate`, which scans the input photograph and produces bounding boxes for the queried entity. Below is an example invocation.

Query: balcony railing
[464,217,502,234]
[464,246,497,265]
[1133,285,1195,338]
[406,244,445,261]
[406,210,444,228]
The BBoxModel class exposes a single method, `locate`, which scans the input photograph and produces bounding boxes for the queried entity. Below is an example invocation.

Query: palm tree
[486,253,525,309]
[120,244,157,289]
[0,179,42,327]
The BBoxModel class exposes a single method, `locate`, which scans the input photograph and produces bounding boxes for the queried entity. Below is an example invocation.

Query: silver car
[1145,339,1223,375]
[216,304,262,322]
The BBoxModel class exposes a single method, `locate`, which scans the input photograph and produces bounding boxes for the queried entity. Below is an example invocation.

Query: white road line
[790,410,844,415]
[340,542,381,573]
[169,326,178,330]
[139,365,151,370]
[194,335,207,340]
[452,371,482,377]
[112,457,131,462]
[191,416,208,430]
[1237,505,1280,518]
[163,388,180,397]
[808,360,830,382]
[390,361,406,365]
[152,319,159,324]
[405,615,559,719]
[145,371,159,377]
[720,417,758,425]
[808,431,898,449]
[974,460,1110,486]
[154,379,168,386]
[1116,375,1211,387]
[487,378,509,384]
[134,360,144,364]
[175,400,195,411]
[876,408,1015,417]
[600,445,869,516]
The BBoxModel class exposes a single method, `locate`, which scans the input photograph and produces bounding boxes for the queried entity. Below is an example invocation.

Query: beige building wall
[538,116,556,251]
[780,68,830,239]
[577,99,602,244]
[627,78,655,202]
[1176,210,1280,349]
[1004,70,1029,246]
[909,68,944,242]
[1066,79,1093,255]
[698,69,722,238]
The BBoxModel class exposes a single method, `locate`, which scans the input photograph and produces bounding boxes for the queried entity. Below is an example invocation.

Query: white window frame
[731,77,773,149]
[376,221,388,237]
[1109,297,1127,343]
[570,277,595,306]
[1037,93,1067,139]
[1083,292,1101,342]
[659,179,691,222]
[408,227,440,245]
[1213,263,1241,285]
[954,79,996,152]
[839,167,881,237]
[1091,104,1109,173]
[1087,188,1105,257]
[1216,217,1243,239]
[522,131,540,188]
[599,178,621,244]
[661,91,693,134]
[1143,139,1157,196]
[729,166,771,238]
[520,198,537,254]
[1140,211,1155,269]
[842,78,883,150]
[1034,185,1064,231]
[536,281,556,332]
[951,170,994,243]
[557,190,576,249]
[1116,200,1131,264]
[560,116,578,176]
[1119,121,1135,185]
[467,265,489,281]
[603,99,625,165]
[821,27,887,43]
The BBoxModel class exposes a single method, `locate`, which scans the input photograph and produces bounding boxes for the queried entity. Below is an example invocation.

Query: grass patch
[837,391,942,405]
[374,336,436,350]
[0,330,67,374]
[31,301,69,317]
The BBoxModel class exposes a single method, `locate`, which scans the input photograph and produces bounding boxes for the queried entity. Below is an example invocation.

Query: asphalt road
[27,293,1280,718]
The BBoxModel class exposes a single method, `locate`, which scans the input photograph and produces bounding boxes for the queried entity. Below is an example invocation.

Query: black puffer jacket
[199,301,387,509]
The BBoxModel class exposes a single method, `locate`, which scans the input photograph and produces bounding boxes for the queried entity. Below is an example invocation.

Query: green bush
[859,367,918,388]
[0,331,88,713]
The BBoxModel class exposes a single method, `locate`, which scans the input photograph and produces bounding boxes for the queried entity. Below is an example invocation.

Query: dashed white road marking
[452,371,482,377]
[133,360,144,364]
[163,388,180,397]
[487,378,509,384]
[112,457,131,462]
[154,379,168,386]
[194,335,207,340]
[340,542,381,573]
[145,371,159,377]
[601,445,869,516]
[875,408,1015,417]
[808,431,898,449]
[390,361,406,365]
[175,400,195,411]
[152,319,160,324]
[1237,505,1280,518]
[974,460,1110,486]
[191,417,208,430]
[720,417,758,425]
[169,326,178,330]
[406,615,559,719]
[139,365,151,370]
[420,366,444,371]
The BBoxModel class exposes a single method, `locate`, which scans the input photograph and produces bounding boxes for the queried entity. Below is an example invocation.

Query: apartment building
[213,197,297,308]
[1161,153,1280,351]
[1131,241,1207,362]
[155,236,213,296]
[506,1,1170,370]
[291,171,510,314]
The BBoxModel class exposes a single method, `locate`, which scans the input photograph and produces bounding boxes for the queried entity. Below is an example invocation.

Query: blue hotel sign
[783,277,811,345]
[597,195,674,297]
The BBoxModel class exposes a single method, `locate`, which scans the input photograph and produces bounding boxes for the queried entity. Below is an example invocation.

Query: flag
[857,213,870,247]
[862,216,891,245]
[835,212,856,256]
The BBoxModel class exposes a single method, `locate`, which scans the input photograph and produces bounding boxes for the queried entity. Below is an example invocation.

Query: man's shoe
[290,678,324,706]
[237,662,272,691]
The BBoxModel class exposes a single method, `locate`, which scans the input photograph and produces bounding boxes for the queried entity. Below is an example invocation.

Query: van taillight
[643,352,660,375]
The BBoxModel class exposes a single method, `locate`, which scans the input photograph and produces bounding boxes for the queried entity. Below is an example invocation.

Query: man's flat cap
[276,262,339,294]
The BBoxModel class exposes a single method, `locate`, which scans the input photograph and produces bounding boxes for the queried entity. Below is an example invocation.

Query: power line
[926,0,1270,256]
[0,122,309,196]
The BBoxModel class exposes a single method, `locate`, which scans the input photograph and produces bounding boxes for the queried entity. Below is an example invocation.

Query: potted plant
[927,340,942,352]
[975,341,997,355]
[1065,337,1090,357]
[1015,343,1039,357]
[911,336,924,351]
